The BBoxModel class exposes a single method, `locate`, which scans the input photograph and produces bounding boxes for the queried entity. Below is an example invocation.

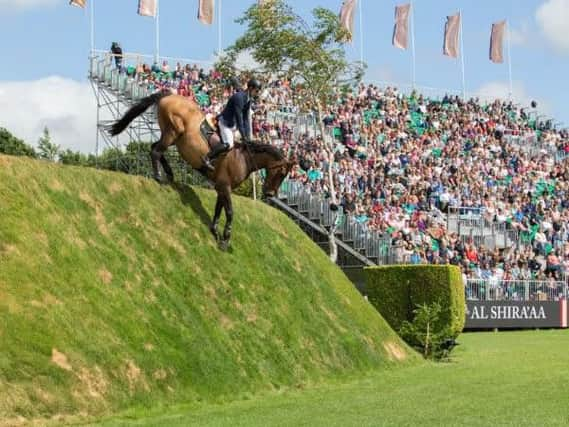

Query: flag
[443,13,461,58]
[339,0,357,42]
[490,20,506,63]
[198,0,215,25]
[138,0,156,17]
[69,0,86,8]
[392,4,411,50]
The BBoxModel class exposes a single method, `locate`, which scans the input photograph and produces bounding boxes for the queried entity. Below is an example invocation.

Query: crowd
[106,47,569,288]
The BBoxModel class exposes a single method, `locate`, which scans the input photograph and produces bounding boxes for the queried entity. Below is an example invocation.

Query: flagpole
[506,20,513,100]
[358,0,364,64]
[90,0,94,57]
[91,0,97,161]
[459,10,466,100]
[218,0,222,55]
[410,0,416,89]
[155,0,160,63]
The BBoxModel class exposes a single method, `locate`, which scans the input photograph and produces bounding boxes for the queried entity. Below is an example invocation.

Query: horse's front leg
[210,196,223,241]
[221,192,233,249]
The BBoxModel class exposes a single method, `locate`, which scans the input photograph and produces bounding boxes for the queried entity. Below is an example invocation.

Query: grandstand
[89,49,569,303]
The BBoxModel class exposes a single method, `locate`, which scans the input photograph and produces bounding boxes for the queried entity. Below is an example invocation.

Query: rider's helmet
[229,76,241,90]
[247,78,262,91]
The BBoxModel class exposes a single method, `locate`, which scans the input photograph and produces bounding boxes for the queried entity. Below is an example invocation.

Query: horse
[108,91,294,250]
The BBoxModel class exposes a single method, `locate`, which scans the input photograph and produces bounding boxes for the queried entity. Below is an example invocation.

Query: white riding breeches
[219,117,236,148]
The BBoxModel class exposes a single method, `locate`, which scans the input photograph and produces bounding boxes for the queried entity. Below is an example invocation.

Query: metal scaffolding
[88,51,210,184]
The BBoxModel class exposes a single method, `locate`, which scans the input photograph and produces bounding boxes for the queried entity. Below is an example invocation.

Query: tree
[59,149,96,167]
[37,127,60,162]
[399,302,456,361]
[0,127,37,158]
[218,0,365,262]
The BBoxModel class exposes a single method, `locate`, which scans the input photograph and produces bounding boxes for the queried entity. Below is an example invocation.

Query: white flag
[69,0,86,8]
[392,4,411,50]
[198,0,215,25]
[339,0,357,43]
[443,13,461,58]
[138,0,157,17]
[490,21,506,63]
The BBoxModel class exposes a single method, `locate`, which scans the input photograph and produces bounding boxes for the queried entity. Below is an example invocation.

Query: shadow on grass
[172,183,212,231]
[172,182,235,254]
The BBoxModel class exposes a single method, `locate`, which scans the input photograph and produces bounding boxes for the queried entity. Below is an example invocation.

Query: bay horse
[109,91,294,249]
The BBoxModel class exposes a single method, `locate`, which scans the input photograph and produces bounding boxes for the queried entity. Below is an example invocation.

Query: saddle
[200,114,222,149]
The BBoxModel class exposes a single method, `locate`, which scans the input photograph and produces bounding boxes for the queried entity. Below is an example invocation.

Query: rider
[202,78,262,171]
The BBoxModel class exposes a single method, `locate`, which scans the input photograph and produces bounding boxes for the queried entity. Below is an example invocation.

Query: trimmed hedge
[365,265,465,338]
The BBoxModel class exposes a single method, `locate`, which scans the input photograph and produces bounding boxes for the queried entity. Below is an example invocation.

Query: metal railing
[278,179,398,264]
[268,197,375,268]
[503,134,566,162]
[465,279,568,301]
[447,206,518,249]
[90,51,216,104]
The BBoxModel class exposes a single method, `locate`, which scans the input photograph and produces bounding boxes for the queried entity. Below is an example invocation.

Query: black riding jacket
[220,90,251,141]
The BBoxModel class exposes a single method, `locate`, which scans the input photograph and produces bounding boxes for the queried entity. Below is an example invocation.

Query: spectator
[110,42,123,69]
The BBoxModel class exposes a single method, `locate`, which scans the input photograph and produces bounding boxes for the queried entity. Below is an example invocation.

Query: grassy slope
[0,155,414,423]
[96,330,569,427]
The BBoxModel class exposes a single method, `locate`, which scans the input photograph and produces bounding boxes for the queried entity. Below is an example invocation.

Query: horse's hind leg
[150,139,173,183]
[150,141,163,182]
[159,155,174,183]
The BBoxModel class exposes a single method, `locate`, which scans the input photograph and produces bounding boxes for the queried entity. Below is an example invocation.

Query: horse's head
[262,159,295,199]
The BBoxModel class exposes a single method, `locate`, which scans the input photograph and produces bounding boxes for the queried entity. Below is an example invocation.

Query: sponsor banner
[465,301,567,329]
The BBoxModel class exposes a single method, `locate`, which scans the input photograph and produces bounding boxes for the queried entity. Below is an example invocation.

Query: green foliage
[37,127,60,162]
[0,155,413,421]
[0,127,37,157]
[365,265,465,339]
[59,149,97,166]
[218,0,365,111]
[399,302,454,360]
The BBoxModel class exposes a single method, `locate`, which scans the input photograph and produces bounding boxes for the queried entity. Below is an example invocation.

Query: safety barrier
[465,278,567,302]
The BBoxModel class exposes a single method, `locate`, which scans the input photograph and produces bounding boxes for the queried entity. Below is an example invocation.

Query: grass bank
[0,155,413,424]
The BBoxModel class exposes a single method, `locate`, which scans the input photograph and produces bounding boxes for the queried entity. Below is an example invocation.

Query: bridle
[243,143,290,172]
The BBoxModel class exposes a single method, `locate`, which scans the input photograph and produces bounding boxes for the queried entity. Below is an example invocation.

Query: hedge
[365,265,465,338]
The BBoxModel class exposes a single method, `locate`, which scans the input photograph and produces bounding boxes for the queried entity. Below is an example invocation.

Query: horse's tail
[108,91,170,136]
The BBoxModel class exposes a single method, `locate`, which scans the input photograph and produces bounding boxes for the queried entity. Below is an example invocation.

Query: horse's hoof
[218,240,229,251]
[153,175,170,186]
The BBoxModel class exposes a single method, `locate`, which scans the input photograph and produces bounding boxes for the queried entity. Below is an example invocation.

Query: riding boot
[202,143,229,172]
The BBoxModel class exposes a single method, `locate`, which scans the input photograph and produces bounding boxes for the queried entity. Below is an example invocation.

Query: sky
[0,0,568,153]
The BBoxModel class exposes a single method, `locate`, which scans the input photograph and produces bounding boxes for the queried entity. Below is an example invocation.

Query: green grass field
[93,330,569,427]
[0,155,413,425]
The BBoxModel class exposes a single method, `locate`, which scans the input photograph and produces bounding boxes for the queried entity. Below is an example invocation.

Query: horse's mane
[244,143,285,160]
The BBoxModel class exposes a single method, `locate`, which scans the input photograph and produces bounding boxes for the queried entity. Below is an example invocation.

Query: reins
[243,143,289,172]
